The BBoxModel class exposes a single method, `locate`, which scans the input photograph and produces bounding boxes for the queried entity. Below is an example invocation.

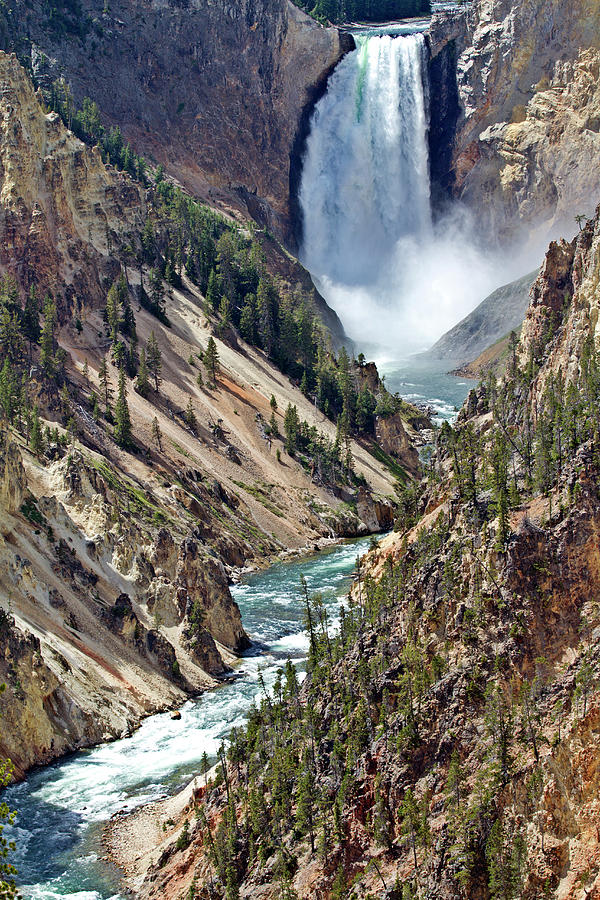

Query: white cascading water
[300,33,431,288]
[299,30,526,359]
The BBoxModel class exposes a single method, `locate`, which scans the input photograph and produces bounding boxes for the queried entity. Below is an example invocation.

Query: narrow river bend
[6,536,376,900]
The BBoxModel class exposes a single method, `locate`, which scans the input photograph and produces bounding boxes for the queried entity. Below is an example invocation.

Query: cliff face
[430,0,600,246]
[0,52,145,313]
[6,0,351,244]
[0,50,413,776]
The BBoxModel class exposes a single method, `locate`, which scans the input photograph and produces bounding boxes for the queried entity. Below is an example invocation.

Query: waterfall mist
[298,31,538,361]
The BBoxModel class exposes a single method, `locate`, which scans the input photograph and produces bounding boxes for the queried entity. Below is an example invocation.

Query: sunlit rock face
[431,0,600,247]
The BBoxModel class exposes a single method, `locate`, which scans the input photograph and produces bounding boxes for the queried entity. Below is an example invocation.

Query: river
[5,536,382,900]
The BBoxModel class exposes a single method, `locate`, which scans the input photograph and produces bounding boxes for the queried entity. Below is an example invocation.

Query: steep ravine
[121,204,600,900]
[0,48,417,780]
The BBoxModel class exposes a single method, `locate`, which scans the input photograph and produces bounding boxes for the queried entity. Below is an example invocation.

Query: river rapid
[5,537,383,900]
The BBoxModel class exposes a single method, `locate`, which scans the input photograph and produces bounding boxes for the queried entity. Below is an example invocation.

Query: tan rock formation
[0,50,144,311]
[440,0,600,245]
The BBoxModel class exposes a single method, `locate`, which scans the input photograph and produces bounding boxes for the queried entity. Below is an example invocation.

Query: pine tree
[204,336,219,386]
[113,368,132,448]
[82,358,89,383]
[256,277,275,356]
[98,356,113,413]
[219,295,231,329]
[30,405,43,456]
[0,359,18,423]
[184,397,197,433]
[40,296,56,376]
[206,268,221,313]
[148,267,164,315]
[0,742,18,900]
[295,767,316,853]
[105,282,121,343]
[151,416,163,451]
[135,346,150,397]
[146,331,162,392]
[283,404,299,454]
[23,285,40,360]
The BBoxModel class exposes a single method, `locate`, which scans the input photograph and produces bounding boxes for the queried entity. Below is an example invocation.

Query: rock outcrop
[120,202,600,900]
[5,0,352,243]
[0,51,144,313]
[430,0,600,245]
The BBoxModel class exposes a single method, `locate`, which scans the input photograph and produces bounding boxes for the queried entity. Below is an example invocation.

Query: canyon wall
[3,0,352,244]
[430,0,600,247]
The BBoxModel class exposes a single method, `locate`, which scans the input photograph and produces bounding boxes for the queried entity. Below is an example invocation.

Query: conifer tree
[40,296,56,376]
[0,737,18,899]
[283,404,299,454]
[151,416,163,451]
[148,268,164,315]
[184,397,197,433]
[205,268,220,313]
[204,336,219,386]
[23,286,40,360]
[113,368,132,448]
[146,331,162,392]
[30,405,43,456]
[135,346,150,397]
[98,356,112,413]
[105,281,121,343]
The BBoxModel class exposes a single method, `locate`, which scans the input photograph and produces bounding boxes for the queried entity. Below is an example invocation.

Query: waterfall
[299,32,431,288]
[298,30,521,359]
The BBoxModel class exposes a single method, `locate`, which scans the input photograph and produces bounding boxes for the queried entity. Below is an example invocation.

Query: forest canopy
[295,0,431,25]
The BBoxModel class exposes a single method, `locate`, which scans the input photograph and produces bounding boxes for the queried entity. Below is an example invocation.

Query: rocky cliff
[0,51,145,313]
[2,0,352,244]
[429,0,600,247]
[424,268,538,367]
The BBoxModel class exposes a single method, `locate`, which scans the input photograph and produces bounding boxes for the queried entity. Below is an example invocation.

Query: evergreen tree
[184,397,197,433]
[0,359,19,423]
[151,416,163,451]
[205,268,221,313]
[30,405,43,456]
[148,268,165,316]
[105,281,121,343]
[283,404,299,454]
[98,356,113,413]
[113,368,132,448]
[23,285,40,359]
[146,331,162,392]
[204,336,219,386]
[0,735,18,900]
[40,296,57,376]
[135,346,150,397]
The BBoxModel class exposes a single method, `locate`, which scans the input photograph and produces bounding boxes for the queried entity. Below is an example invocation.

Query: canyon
[1,0,600,898]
